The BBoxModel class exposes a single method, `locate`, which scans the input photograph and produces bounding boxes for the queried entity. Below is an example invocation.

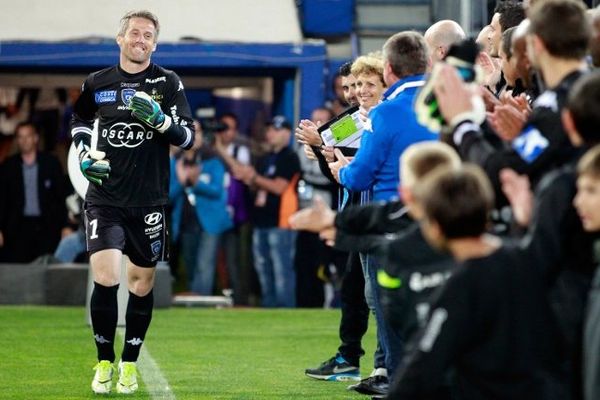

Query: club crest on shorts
[150,240,162,256]
[121,88,136,106]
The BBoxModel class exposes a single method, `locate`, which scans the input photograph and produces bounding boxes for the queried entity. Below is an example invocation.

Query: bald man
[476,25,493,54]
[424,20,466,63]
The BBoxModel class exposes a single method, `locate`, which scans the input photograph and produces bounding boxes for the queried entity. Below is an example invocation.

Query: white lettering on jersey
[409,271,451,292]
[145,76,166,84]
[419,308,448,352]
[101,122,154,148]
[170,105,180,125]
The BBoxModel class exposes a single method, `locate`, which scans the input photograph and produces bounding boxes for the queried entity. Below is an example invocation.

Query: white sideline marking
[117,328,176,399]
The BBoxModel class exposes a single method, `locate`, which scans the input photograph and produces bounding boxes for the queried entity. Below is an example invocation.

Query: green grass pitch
[0,306,377,399]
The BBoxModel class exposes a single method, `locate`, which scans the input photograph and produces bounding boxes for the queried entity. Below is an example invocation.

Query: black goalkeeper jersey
[71,63,193,207]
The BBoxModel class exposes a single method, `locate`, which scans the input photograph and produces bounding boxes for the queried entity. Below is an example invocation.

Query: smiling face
[355,72,385,111]
[574,174,600,232]
[341,74,358,107]
[117,17,157,67]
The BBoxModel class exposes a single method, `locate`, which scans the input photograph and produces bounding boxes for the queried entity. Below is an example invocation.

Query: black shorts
[84,203,169,267]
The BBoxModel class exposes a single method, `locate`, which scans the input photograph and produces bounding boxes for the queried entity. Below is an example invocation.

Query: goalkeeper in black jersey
[69,10,194,395]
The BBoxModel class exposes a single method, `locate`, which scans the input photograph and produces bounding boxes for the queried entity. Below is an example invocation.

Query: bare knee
[128,275,154,296]
[127,261,156,296]
[91,250,122,286]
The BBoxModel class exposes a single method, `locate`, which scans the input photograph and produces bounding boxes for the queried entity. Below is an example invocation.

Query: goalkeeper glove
[129,91,172,132]
[78,143,110,185]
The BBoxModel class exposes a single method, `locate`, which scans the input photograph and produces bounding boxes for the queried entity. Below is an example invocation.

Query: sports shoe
[91,360,114,394]
[305,354,361,382]
[116,360,139,394]
[347,374,389,395]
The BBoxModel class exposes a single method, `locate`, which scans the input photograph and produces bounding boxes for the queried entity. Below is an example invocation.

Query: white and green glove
[129,91,172,132]
[77,142,110,185]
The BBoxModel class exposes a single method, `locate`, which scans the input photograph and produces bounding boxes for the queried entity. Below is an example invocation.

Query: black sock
[90,282,119,362]
[121,290,154,362]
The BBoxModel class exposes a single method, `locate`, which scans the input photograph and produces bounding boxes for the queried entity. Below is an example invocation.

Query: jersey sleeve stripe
[71,126,93,137]
[179,126,193,148]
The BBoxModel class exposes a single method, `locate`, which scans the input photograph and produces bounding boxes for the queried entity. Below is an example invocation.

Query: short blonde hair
[118,10,160,41]
[400,141,461,189]
[351,52,384,84]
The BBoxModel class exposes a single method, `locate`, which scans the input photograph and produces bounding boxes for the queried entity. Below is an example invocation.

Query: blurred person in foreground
[69,10,194,394]
[573,145,600,400]
[389,165,568,399]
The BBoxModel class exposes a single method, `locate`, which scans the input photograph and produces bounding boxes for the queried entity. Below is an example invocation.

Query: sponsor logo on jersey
[144,224,163,235]
[177,80,184,91]
[101,122,154,148]
[150,88,163,104]
[409,271,451,292]
[512,125,549,163]
[170,105,179,124]
[145,76,166,84]
[120,82,140,88]
[144,212,163,226]
[94,90,117,104]
[151,240,162,256]
[121,88,136,106]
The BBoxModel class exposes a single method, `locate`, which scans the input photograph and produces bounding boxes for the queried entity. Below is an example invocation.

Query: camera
[195,107,228,144]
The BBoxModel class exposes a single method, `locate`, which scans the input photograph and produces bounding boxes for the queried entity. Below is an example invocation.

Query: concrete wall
[0,263,172,308]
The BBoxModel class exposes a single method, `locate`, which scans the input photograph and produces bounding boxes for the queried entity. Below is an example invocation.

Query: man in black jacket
[0,121,67,262]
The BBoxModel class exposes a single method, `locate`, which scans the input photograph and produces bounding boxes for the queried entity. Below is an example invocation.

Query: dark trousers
[3,217,59,263]
[222,223,255,305]
[338,251,370,367]
[295,231,325,307]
